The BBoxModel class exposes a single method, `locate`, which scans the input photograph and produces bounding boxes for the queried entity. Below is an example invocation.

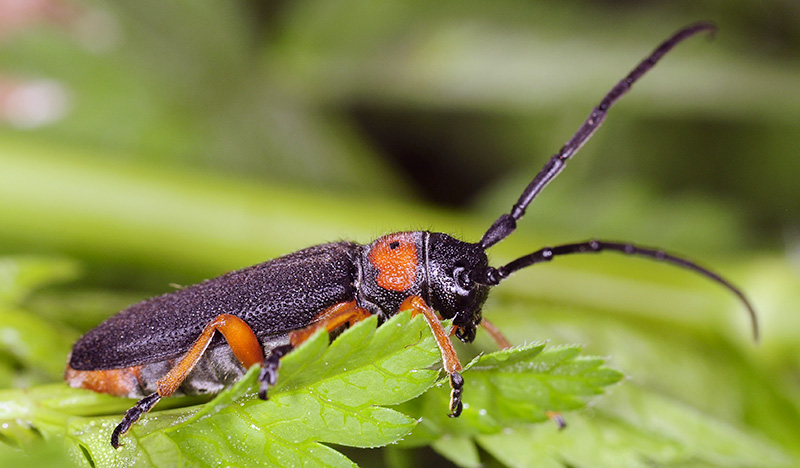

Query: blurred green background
[0,0,798,467]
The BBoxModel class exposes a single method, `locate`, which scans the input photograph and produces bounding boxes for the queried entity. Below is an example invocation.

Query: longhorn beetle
[65,22,759,448]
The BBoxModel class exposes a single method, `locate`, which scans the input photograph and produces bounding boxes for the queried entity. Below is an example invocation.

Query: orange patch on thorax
[368,232,419,291]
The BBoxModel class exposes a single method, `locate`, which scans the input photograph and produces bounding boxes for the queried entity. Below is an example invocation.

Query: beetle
[65,22,758,449]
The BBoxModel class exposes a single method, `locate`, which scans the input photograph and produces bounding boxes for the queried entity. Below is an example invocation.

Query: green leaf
[474,385,792,468]
[1,312,442,467]
[398,343,624,451]
[389,333,790,468]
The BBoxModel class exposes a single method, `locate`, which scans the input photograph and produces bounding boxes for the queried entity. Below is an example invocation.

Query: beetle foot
[447,371,464,417]
[546,410,567,430]
[111,392,161,448]
[258,344,293,400]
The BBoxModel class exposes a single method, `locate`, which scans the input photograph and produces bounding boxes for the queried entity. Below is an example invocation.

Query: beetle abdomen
[66,341,278,398]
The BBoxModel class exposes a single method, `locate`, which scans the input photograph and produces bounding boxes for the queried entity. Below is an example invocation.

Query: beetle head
[425,233,492,343]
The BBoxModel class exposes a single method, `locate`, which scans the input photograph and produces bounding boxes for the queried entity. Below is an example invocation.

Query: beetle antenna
[479,22,717,249]
[474,239,759,341]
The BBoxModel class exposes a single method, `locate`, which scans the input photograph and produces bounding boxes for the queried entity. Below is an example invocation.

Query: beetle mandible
[65,22,759,448]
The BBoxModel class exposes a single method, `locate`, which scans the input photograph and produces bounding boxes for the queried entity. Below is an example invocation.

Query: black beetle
[65,22,758,448]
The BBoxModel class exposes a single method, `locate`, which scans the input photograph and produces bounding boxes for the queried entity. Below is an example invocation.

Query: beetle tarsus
[111,392,161,448]
[258,344,293,400]
[448,371,464,417]
[546,410,567,430]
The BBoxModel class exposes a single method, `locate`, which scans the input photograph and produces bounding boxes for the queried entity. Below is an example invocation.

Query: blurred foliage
[0,0,798,466]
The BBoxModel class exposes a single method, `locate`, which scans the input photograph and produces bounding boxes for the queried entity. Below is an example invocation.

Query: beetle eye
[453,266,472,291]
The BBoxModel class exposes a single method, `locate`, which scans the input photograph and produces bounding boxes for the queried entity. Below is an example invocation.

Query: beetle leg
[156,314,264,397]
[257,300,372,400]
[479,317,513,349]
[400,295,464,417]
[258,343,293,400]
[111,313,263,448]
[288,300,372,347]
[111,392,160,448]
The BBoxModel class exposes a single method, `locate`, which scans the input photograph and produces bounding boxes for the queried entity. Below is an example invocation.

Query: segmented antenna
[480,22,717,249]
[473,23,759,341]
[476,240,759,341]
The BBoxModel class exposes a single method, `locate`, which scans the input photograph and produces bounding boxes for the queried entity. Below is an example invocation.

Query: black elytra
[65,22,759,449]
[69,243,361,372]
